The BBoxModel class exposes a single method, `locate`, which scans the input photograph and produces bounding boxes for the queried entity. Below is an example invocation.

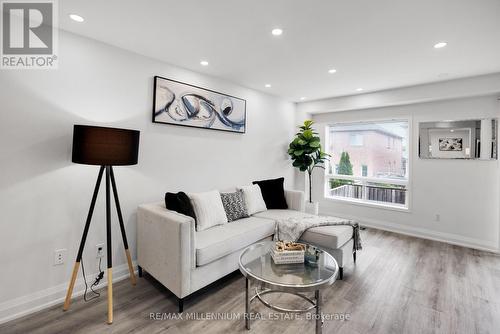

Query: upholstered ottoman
[299,225,356,279]
[253,208,357,280]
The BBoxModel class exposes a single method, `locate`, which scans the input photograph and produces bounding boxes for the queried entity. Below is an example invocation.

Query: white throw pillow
[189,190,228,231]
[240,185,267,215]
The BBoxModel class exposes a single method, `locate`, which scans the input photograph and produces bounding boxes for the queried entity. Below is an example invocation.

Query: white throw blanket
[274,214,362,251]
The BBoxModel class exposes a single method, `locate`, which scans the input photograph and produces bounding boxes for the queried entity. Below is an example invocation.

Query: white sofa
[137,189,355,312]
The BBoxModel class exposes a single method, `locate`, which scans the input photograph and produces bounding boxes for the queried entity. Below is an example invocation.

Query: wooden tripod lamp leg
[110,166,137,286]
[63,166,105,312]
[107,268,113,324]
[63,262,80,311]
[125,249,136,285]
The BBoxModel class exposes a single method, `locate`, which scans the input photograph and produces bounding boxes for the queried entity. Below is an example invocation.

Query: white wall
[310,96,500,252]
[0,31,296,322]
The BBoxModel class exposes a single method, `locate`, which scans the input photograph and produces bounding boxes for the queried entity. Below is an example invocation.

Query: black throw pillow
[252,177,288,209]
[164,192,197,225]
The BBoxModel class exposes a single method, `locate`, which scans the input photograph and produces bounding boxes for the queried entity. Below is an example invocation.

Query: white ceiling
[59,0,500,102]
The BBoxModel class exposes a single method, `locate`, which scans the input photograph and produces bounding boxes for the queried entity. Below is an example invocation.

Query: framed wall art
[152,76,246,133]
[438,138,463,151]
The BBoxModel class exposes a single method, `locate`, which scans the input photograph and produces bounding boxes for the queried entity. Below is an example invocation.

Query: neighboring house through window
[325,120,409,208]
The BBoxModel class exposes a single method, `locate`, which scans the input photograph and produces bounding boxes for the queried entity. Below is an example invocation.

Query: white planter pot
[305,202,319,215]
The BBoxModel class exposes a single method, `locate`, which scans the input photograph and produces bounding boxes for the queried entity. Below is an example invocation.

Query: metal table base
[245,277,324,334]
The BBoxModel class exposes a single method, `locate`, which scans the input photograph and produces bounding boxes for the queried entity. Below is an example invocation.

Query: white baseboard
[320,210,500,254]
[0,261,137,325]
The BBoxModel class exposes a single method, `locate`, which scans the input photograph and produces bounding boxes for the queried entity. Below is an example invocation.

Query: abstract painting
[439,138,463,151]
[153,76,246,133]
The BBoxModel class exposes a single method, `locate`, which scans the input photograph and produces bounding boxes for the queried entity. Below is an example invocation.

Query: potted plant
[288,120,330,214]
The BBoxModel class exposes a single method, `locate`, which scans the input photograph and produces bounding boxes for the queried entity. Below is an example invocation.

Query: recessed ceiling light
[300,97,306,101]
[265,84,271,88]
[356,88,363,92]
[69,14,84,22]
[271,28,283,36]
[328,68,337,74]
[200,60,209,66]
[434,42,447,49]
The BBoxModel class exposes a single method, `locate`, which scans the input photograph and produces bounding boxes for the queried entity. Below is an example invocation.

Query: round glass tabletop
[239,241,339,292]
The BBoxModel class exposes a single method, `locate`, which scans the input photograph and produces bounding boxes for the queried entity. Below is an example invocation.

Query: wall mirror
[419,119,498,160]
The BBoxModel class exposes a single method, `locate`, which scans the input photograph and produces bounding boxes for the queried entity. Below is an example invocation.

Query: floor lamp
[63,125,140,324]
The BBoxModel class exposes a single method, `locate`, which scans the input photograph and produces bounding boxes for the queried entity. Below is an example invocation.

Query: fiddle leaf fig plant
[288,120,330,203]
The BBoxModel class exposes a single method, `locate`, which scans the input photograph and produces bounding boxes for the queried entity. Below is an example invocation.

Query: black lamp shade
[72,125,140,166]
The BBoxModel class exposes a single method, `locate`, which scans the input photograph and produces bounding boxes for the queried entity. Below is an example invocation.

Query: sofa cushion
[189,190,228,231]
[252,177,288,209]
[220,189,249,222]
[240,184,267,215]
[164,192,197,226]
[300,225,353,249]
[195,217,274,266]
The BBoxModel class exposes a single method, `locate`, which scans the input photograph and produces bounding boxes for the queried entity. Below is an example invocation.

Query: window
[325,120,409,209]
[349,133,363,146]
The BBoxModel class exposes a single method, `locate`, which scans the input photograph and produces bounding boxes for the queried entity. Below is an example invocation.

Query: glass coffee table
[239,241,339,334]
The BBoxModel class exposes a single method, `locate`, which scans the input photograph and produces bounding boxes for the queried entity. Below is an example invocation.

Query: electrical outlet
[54,249,66,265]
[96,243,105,258]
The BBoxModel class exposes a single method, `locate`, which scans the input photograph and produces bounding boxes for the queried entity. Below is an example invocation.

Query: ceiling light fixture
[300,97,306,101]
[433,42,447,49]
[200,60,209,66]
[265,84,271,88]
[69,14,84,22]
[271,28,283,36]
[328,68,337,74]
[356,88,363,92]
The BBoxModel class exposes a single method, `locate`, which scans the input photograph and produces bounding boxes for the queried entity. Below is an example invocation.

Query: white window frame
[324,119,412,212]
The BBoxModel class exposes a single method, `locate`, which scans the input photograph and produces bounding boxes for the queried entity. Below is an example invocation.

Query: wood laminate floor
[2,228,500,334]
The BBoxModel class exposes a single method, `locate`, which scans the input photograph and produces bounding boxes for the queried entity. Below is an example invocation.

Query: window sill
[324,195,410,213]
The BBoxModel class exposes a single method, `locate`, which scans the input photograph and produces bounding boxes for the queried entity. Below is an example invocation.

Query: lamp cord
[81,256,104,302]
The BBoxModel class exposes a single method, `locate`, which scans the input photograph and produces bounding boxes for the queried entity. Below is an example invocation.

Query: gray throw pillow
[220,189,249,222]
